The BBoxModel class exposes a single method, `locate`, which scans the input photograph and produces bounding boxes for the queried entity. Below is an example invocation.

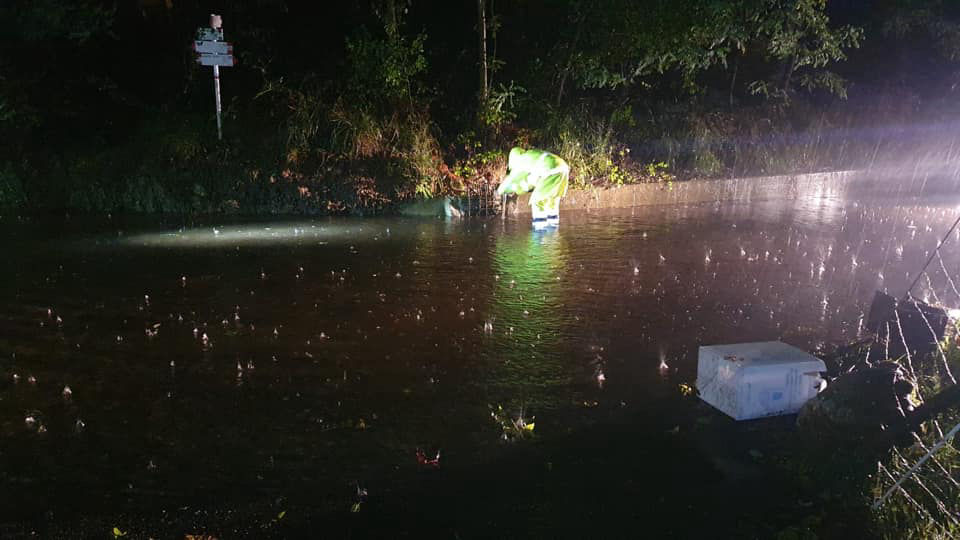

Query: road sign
[194,40,232,55]
[196,27,223,42]
[197,54,235,67]
[195,14,233,140]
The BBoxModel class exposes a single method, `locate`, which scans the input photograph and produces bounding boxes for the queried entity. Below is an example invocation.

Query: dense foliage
[1,0,959,214]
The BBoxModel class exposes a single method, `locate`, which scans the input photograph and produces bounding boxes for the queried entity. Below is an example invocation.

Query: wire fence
[865,210,960,537]
[457,178,502,217]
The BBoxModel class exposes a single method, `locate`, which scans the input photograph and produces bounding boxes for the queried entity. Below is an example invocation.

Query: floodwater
[3,192,960,536]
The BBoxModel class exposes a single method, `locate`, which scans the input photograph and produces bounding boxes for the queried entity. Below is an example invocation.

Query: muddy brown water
[2,193,959,537]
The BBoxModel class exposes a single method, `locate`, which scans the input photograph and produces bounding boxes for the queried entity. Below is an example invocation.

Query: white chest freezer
[696,341,827,421]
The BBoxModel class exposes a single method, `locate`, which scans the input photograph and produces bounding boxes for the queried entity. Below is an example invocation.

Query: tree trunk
[384,0,398,41]
[729,55,739,110]
[782,53,797,96]
[557,9,584,107]
[478,0,488,101]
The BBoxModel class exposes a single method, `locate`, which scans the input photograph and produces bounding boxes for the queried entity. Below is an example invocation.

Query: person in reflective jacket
[496,147,570,225]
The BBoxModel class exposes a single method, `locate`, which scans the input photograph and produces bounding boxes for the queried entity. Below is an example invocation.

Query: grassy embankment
[3,86,954,217]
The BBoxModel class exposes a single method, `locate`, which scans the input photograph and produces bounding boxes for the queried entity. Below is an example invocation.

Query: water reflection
[487,226,572,411]
[117,220,394,248]
[3,195,960,525]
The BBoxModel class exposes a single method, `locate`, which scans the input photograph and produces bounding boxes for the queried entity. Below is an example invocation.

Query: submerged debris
[351,482,368,513]
[798,361,918,449]
[491,405,536,441]
[866,291,948,360]
[415,448,441,469]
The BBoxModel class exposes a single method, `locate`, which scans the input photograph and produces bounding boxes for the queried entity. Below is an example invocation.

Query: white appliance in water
[696,341,827,421]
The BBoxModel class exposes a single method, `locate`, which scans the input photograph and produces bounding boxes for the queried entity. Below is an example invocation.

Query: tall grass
[872,339,960,539]
[11,79,960,216]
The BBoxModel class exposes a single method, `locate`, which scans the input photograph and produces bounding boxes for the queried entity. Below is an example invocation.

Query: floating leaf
[523,422,535,431]
[277,510,286,520]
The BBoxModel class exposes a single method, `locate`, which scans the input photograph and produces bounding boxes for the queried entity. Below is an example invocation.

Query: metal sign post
[194,14,235,140]
[213,64,222,140]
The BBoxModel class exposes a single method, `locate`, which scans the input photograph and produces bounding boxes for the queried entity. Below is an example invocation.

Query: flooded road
[3,193,960,535]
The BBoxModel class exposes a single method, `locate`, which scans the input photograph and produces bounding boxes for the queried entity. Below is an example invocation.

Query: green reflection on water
[488,226,576,411]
